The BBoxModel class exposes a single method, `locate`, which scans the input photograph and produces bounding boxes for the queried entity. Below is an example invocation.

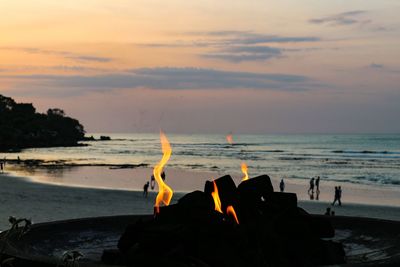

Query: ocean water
[2,133,400,188]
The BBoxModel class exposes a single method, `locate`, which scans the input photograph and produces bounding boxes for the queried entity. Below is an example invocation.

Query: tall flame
[153,131,173,214]
[211,181,223,213]
[241,163,249,181]
[226,205,240,224]
[226,134,233,145]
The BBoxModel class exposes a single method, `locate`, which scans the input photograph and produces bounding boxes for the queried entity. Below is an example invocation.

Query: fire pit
[106,174,344,267]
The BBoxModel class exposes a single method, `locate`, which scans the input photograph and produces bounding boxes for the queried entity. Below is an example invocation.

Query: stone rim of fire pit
[0,214,399,267]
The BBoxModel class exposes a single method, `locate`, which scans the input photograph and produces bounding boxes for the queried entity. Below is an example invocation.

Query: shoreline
[4,163,400,207]
[0,171,399,231]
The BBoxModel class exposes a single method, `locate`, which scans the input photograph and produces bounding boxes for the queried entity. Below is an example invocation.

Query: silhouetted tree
[0,94,86,151]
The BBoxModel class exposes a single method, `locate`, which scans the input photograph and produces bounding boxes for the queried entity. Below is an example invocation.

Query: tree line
[0,94,85,151]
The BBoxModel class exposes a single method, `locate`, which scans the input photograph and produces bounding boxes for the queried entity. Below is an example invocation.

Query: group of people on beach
[306,176,343,206]
[308,176,320,194]
[307,176,321,200]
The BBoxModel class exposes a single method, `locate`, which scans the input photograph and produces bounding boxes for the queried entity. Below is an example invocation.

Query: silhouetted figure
[338,186,342,206]
[143,182,150,197]
[279,179,285,192]
[315,176,320,192]
[332,186,341,206]
[308,178,315,194]
[0,162,3,173]
[324,207,331,215]
[17,156,21,164]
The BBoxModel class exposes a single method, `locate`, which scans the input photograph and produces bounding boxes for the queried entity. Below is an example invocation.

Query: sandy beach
[1,165,400,231]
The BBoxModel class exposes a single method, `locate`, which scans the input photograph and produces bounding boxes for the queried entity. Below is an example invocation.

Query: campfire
[104,133,345,267]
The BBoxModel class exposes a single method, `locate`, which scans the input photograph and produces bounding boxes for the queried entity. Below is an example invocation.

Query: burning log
[204,175,237,212]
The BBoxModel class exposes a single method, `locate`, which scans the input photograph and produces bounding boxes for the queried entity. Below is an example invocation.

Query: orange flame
[226,205,240,224]
[211,181,223,213]
[226,134,233,145]
[241,163,249,181]
[153,131,173,214]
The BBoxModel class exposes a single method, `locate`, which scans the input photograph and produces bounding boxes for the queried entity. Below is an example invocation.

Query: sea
[2,133,400,188]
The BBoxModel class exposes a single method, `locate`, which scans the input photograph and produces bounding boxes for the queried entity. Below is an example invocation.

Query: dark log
[178,190,214,211]
[204,175,237,211]
[237,175,273,206]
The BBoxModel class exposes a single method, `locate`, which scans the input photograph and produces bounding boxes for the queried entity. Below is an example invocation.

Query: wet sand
[7,164,400,206]
[0,166,400,230]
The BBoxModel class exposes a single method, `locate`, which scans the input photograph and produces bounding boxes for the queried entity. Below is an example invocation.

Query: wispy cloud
[142,31,320,47]
[310,10,368,26]
[309,10,390,32]
[140,31,320,63]
[201,46,282,62]
[2,67,318,96]
[0,65,113,74]
[0,47,114,63]
[65,55,112,63]
[222,34,320,45]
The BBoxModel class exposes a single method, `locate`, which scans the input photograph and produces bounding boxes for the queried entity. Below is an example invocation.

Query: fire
[153,131,173,214]
[226,205,240,224]
[211,180,240,224]
[226,134,233,145]
[241,163,249,181]
[211,181,223,213]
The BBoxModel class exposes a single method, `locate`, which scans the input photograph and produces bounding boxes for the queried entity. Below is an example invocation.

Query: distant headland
[0,94,87,152]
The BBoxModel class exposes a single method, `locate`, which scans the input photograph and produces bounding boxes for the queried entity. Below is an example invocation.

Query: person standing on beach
[308,178,315,194]
[338,186,342,206]
[332,186,341,206]
[0,162,3,173]
[315,176,320,192]
[143,182,150,197]
[279,179,285,192]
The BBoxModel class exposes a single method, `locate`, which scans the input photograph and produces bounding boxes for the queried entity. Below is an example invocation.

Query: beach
[1,165,400,231]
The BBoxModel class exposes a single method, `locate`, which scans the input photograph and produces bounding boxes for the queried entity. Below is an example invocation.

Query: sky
[0,0,399,134]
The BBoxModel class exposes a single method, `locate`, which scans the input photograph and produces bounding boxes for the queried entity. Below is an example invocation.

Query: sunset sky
[1,0,399,134]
